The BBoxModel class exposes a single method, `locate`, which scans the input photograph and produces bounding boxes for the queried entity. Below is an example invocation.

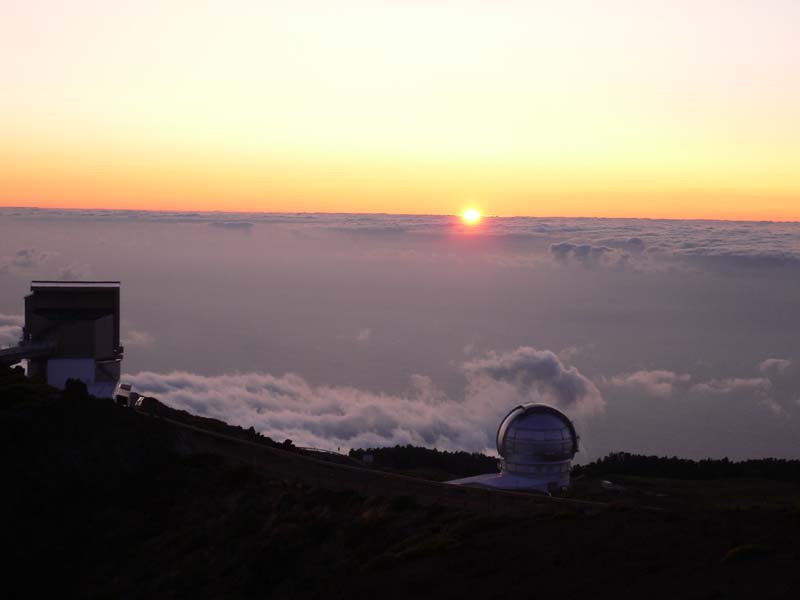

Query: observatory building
[0,281,123,397]
[448,403,579,494]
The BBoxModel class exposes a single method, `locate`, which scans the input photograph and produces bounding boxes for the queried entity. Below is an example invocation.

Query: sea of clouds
[2,207,799,459]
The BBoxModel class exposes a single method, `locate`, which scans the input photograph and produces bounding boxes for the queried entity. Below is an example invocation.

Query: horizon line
[1,205,798,225]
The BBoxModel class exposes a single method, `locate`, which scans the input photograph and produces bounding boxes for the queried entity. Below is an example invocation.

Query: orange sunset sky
[2,1,799,220]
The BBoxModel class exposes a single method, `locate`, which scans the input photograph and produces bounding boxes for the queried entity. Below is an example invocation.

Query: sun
[462,208,482,225]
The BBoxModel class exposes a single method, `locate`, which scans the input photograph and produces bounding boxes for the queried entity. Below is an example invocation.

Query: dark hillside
[349,444,498,480]
[574,451,800,482]
[3,365,800,599]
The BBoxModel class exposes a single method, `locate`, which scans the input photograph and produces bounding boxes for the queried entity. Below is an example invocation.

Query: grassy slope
[2,367,800,599]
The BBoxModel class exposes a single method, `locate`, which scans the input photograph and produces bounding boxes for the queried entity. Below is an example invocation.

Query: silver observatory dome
[496,403,579,486]
[446,403,579,493]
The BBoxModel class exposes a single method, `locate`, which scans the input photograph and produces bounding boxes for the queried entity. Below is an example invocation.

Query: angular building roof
[31,280,120,289]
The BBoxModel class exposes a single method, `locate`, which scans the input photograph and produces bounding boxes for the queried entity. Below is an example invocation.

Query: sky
[3,1,800,219]
[2,208,800,460]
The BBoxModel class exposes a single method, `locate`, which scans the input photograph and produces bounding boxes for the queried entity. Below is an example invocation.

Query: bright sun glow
[462,209,482,225]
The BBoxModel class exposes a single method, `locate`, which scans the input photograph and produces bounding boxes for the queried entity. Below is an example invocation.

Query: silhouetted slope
[349,444,498,480]
[574,451,800,482]
[3,365,800,599]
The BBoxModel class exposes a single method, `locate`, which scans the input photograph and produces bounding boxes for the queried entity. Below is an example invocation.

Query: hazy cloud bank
[208,221,254,230]
[128,346,602,452]
[690,359,800,415]
[4,207,800,267]
[122,330,155,347]
[0,248,53,272]
[604,370,691,398]
[3,208,800,458]
[0,313,23,347]
[602,360,800,416]
[549,242,631,270]
[127,355,800,457]
[462,347,604,416]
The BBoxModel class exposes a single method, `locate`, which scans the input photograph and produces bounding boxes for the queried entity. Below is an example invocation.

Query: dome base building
[448,403,579,494]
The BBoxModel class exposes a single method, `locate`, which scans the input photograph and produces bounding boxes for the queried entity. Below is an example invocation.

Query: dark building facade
[21,281,123,396]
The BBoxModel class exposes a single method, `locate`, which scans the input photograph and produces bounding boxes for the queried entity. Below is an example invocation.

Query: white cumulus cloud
[604,370,691,398]
[127,346,603,451]
[461,346,605,416]
[0,314,23,347]
[122,330,155,347]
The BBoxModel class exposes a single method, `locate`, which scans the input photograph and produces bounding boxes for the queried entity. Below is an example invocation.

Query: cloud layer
[0,313,23,347]
[122,330,155,347]
[3,208,799,458]
[602,361,800,416]
[605,370,691,398]
[128,347,602,452]
[0,247,53,272]
[549,242,629,270]
[3,207,800,267]
[462,347,604,415]
[128,355,800,458]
